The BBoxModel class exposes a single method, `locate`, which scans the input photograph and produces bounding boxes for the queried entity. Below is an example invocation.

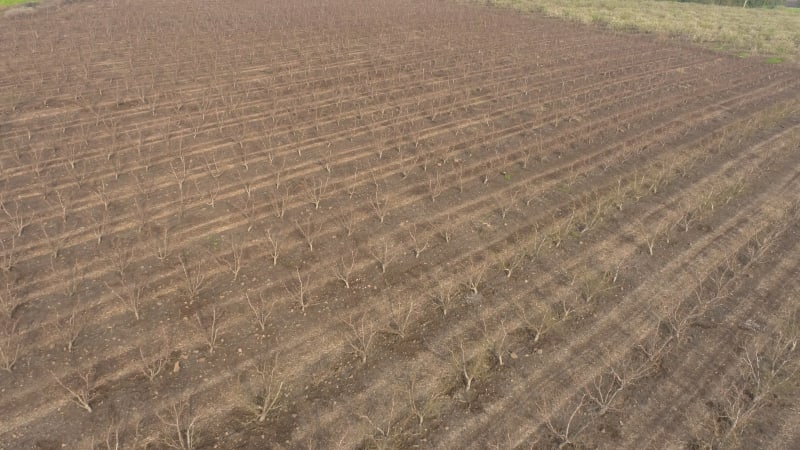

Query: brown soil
[1,0,799,448]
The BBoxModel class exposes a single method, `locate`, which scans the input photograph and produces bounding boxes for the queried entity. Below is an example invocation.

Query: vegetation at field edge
[0,0,37,8]
[489,0,800,62]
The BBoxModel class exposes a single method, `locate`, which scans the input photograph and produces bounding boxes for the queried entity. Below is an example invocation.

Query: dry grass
[489,0,800,62]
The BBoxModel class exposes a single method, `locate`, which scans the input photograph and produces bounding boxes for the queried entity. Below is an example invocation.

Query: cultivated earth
[1,0,799,448]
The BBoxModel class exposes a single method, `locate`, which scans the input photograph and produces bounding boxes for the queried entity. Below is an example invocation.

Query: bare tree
[430,215,455,243]
[539,395,589,449]
[40,222,66,262]
[407,224,430,258]
[305,176,330,209]
[63,261,84,298]
[578,270,615,303]
[482,317,509,366]
[428,170,444,202]
[195,306,222,355]
[214,238,246,281]
[501,249,525,278]
[398,151,417,180]
[0,237,17,273]
[369,238,398,274]
[272,158,287,190]
[431,278,457,317]
[0,282,21,319]
[319,148,333,174]
[463,261,489,295]
[240,356,285,423]
[90,209,108,245]
[585,368,626,417]
[178,255,205,301]
[245,290,275,332]
[50,189,72,224]
[406,369,443,427]
[270,187,289,219]
[337,211,357,237]
[450,339,478,391]
[0,197,33,237]
[285,267,311,313]
[358,395,398,448]
[154,226,171,261]
[384,298,415,339]
[157,400,199,450]
[91,180,113,211]
[497,191,519,219]
[677,210,696,233]
[107,238,133,280]
[105,279,145,320]
[636,220,668,256]
[94,418,134,450]
[263,228,280,266]
[236,197,258,233]
[344,313,376,364]
[346,168,359,199]
[333,249,358,288]
[0,316,21,371]
[133,195,151,233]
[203,153,225,179]
[194,178,220,208]
[238,173,254,204]
[138,328,171,382]
[51,368,96,413]
[56,306,86,353]
[295,217,322,252]
[515,300,557,344]
[169,156,190,217]
[369,191,390,224]
[635,324,673,376]
[661,290,724,341]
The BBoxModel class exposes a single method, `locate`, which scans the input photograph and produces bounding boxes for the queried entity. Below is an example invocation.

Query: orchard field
[1,0,799,448]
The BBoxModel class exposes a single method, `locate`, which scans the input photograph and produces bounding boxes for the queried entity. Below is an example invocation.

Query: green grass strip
[0,0,37,8]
